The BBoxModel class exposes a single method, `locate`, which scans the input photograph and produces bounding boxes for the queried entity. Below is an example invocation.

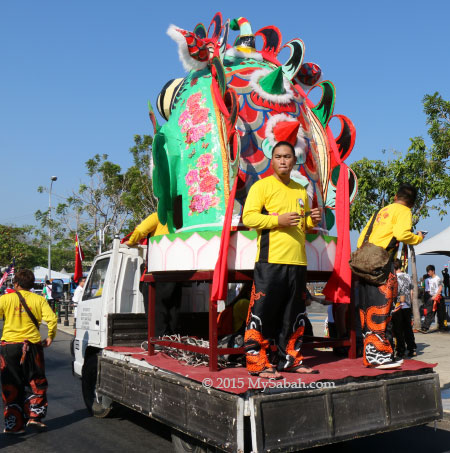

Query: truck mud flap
[249,373,443,452]
[97,356,245,452]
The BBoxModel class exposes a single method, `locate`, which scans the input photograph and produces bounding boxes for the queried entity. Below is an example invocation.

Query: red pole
[348,275,357,359]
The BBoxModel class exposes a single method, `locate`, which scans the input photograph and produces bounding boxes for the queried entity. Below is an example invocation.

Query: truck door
[78,256,110,346]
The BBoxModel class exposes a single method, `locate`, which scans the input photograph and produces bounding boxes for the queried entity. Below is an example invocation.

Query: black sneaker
[407,350,417,357]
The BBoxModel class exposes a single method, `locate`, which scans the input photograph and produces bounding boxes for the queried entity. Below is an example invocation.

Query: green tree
[350,92,450,328]
[0,225,46,270]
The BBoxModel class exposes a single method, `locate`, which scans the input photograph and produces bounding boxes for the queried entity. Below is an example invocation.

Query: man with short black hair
[356,183,423,369]
[0,269,57,433]
[243,141,322,379]
[421,264,446,332]
[72,277,86,324]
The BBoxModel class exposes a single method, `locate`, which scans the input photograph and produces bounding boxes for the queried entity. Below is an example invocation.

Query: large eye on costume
[156,78,185,121]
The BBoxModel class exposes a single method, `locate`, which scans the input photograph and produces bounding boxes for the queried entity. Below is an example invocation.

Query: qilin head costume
[151,12,356,233]
[149,13,357,302]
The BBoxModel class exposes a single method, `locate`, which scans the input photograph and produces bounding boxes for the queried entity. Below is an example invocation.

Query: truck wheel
[171,431,217,453]
[81,354,114,418]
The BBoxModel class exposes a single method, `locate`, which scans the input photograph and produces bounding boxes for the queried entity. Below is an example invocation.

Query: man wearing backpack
[0,269,57,434]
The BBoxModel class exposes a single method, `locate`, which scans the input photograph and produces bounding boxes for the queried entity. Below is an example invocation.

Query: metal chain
[140,335,232,368]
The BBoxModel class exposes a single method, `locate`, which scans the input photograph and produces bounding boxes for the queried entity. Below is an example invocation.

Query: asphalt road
[0,329,173,452]
[1,329,450,452]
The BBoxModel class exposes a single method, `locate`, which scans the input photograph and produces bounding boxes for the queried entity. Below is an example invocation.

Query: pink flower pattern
[178,92,211,146]
[185,153,221,216]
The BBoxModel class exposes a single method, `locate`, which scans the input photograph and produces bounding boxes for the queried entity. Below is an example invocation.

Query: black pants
[392,308,416,355]
[422,293,446,330]
[154,282,182,337]
[444,283,449,298]
[359,272,397,367]
[0,342,48,432]
[244,262,307,373]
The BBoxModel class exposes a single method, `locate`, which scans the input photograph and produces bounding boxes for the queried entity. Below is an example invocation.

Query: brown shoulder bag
[349,211,391,285]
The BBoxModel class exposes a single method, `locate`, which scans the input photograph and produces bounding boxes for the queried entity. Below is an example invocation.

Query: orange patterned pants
[244,263,307,373]
[359,272,398,367]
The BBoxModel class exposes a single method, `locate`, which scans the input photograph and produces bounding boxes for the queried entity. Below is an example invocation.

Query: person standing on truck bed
[0,269,57,433]
[242,141,322,379]
[125,212,181,336]
[357,183,423,369]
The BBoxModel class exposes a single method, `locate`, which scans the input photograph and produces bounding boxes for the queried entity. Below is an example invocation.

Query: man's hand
[278,212,301,227]
[416,231,424,239]
[310,208,322,225]
[42,338,53,348]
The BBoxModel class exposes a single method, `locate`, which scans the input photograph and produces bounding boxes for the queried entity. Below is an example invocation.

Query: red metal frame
[143,270,356,371]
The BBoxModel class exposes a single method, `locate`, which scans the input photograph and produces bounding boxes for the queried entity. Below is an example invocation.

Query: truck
[72,236,443,452]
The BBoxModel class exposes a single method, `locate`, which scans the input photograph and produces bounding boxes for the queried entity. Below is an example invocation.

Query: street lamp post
[48,176,58,280]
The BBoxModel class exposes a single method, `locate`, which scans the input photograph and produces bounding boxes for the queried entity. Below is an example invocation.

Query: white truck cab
[73,237,146,377]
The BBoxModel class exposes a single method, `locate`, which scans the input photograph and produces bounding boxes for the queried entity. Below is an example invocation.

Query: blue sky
[1,0,449,272]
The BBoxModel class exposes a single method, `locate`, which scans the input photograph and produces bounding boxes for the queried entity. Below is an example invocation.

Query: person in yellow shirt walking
[0,269,57,434]
[357,184,423,369]
[243,141,322,379]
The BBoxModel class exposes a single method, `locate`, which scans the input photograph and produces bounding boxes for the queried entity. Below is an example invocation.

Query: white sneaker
[375,360,402,370]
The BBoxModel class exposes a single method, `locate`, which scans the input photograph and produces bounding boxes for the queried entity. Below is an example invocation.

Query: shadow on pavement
[111,406,172,442]
[46,408,89,431]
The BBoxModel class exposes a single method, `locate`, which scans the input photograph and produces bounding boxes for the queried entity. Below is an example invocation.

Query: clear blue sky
[1,0,449,272]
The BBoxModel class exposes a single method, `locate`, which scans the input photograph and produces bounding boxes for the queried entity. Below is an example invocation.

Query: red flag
[74,234,85,283]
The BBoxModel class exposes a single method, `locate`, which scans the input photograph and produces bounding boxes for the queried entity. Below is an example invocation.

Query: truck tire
[171,431,218,453]
[81,354,114,418]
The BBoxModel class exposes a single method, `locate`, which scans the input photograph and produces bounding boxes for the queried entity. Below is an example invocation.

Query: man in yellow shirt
[243,141,321,379]
[0,269,57,433]
[125,212,180,336]
[357,184,423,369]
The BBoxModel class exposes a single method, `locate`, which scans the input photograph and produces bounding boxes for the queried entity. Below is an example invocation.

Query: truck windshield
[82,257,110,300]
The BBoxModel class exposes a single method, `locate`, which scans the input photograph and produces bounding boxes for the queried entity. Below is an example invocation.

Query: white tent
[414,226,450,257]
[33,266,72,283]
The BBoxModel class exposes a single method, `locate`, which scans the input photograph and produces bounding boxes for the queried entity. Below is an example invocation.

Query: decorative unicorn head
[151,13,357,233]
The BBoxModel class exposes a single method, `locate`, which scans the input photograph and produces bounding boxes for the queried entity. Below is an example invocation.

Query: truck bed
[97,346,443,452]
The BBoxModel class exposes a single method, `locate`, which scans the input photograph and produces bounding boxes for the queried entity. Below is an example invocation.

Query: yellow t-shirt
[243,176,315,265]
[0,290,57,343]
[127,212,169,245]
[357,203,423,249]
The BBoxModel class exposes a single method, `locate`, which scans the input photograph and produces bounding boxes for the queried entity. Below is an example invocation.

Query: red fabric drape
[322,127,351,303]
[210,177,238,302]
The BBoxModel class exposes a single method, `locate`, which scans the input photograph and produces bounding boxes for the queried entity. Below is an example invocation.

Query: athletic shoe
[3,429,25,434]
[375,360,403,370]
[418,328,429,334]
[26,419,47,430]
[408,350,417,357]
